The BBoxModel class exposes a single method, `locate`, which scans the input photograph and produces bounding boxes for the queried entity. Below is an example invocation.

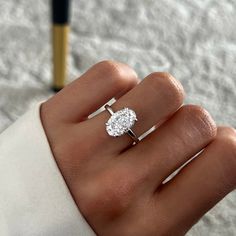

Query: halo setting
[105,107,137,137]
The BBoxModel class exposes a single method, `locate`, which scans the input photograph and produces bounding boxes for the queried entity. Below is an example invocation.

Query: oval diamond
[106,108,137,137]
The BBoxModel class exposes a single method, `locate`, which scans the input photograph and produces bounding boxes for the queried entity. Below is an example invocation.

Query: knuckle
[217,127,236,165]
[222,134,236,159]
[183,104,205,118]
[212,127,236,188]
[181,105,217,139]
[146,72,184,107]
[95,60,135,88]
[217,126,236,137]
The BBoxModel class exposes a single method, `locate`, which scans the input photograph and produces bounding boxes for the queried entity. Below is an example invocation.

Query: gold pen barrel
[52,24,69,91]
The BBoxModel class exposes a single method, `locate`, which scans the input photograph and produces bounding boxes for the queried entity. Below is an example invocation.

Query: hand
[40,60,236,236]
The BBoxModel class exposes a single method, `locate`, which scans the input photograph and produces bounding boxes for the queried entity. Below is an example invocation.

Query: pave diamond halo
[105,105,139,144]
[106,107,137,136]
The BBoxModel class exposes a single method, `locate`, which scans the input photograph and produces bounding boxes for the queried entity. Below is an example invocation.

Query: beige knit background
[0,1,235,235]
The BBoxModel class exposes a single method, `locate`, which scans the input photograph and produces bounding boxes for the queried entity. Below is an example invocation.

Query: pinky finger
[155,127,236,235]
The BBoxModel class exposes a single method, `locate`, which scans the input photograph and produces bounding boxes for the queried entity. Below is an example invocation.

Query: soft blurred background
[0,0,235,235]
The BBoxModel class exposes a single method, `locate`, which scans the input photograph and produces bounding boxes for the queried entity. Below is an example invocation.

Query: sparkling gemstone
[106,108,137,137]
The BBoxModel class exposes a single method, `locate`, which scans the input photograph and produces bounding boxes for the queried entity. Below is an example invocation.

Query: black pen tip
[51,86,63,93]
[52,0,71,24]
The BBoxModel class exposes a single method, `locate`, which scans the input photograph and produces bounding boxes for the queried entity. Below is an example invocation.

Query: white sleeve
[0,102,96,236]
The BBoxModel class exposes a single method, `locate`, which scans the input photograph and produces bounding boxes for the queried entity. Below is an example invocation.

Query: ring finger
[84,72,184,154]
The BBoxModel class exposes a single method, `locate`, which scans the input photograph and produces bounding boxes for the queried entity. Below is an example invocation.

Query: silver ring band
[127,129,139,145]
[105,105,114,116]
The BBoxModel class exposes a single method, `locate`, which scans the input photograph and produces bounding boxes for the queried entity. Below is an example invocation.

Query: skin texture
[40,60,236,236]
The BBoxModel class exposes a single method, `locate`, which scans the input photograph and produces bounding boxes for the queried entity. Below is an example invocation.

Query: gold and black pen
[51,0,71,92]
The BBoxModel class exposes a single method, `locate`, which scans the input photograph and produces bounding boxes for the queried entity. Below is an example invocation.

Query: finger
[121,105,216,191]
[85,72,184,153]
[155,127,236,235]
[44,60,139,123]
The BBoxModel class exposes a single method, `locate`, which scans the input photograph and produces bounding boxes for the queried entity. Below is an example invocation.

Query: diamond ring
[105,104,139,145]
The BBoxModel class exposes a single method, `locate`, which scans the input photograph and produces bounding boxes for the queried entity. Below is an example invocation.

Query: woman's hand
[40,60,236,236]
